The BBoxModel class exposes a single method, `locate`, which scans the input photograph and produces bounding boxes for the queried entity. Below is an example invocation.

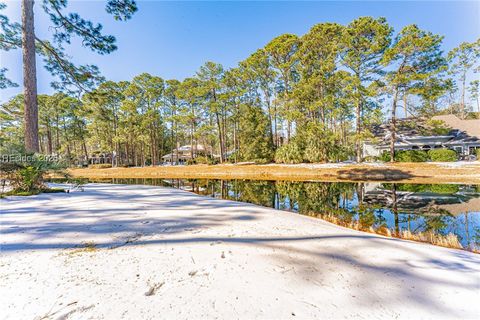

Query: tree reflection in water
[67,177,480,250]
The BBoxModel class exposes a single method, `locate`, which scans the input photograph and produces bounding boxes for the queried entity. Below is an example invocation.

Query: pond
[60,178,480,250]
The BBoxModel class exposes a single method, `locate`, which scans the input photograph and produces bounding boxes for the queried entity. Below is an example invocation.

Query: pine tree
[1,0,137,152]
[238,103,273,163]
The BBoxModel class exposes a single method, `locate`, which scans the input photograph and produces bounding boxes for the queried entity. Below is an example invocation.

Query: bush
[17,166,44,191]
[380,150,429,162]
[0,153,66,194]
[274,142,303,164]
[379,151,392,162]
[397,150,429,162]
[428,149,458,162]
[88,163,112,169]
[429,184,459,194]
[253,158,271,164]
[226,151,238,163]
[195,155,218,165]
[364,156,379,162]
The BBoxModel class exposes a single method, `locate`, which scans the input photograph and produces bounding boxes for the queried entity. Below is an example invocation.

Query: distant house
[88,152,113,165]
[161,144,210,164]
[363,115,480,159]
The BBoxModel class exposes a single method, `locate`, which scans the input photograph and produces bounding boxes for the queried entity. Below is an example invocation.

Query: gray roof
[368,117,480,147]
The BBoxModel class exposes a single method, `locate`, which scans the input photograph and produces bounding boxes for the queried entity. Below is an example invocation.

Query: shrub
[274,142,303,164]
[226,151,239,163]
[253,158,271,164]
[380,150,429,162]
[379,151,392,162]
[193,156,206,164]
[304,140,324,163]
[396,150,429,162]
[429,184,459,194]
[364,156,379,162]
[428,149,458,162]
[0,154,66,194]
[16,166,44,192]
[195,155,218,165]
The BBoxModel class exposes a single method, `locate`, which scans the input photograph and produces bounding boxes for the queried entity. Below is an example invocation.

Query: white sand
[265,163,352,169]
[432,161,480,168]
[1,183,479,320]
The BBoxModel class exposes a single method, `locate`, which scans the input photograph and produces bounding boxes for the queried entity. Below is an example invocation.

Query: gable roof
[368,118,451,144]
[432,115,480,138]
[366,115,480,147]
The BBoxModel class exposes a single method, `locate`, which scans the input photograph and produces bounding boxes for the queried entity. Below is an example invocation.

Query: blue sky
[1,1,479,103]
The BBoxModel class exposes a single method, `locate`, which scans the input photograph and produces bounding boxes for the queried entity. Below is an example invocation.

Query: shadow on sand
[1,183,479,317]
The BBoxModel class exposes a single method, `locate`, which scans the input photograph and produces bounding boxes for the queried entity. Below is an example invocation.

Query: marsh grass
[310,212,467,251]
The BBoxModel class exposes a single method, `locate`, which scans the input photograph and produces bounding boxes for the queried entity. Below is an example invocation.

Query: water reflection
[70,178,480,250]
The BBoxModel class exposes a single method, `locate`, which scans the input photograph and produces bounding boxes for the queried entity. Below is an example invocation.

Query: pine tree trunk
[233,120,237,163]
[215,112,224,163]
[355,99,362,162]
[190,123,194,160]
[390,88,399,163]
[170,121,175,164]
[461,71,466,112]
[274,104,278,147]
[82,140,88,164]
[46,125,52,154]
[265,96,274,148]
[22,0,39,152]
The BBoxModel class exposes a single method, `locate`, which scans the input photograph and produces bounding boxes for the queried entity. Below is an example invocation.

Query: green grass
[1,187,65,197]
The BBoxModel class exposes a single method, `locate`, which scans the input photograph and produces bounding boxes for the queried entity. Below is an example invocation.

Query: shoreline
[66,162,480,184]
[1,183,479,319]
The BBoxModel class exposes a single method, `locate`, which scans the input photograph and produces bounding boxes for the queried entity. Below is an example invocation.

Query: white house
[161,144,210,164]
[363,115,480,159]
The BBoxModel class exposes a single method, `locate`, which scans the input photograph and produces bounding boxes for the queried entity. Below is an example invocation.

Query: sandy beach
[1,183,479,319]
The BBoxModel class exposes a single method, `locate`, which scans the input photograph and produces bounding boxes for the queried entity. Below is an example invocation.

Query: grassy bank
[0,188,65,198]
[66,162,480,184]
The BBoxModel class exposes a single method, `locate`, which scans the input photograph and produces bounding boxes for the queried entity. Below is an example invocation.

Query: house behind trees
[363,115,480,159]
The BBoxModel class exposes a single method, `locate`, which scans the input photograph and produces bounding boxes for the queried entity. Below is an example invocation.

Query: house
[161,144,210,164]
[362,183,480,215]
[87,152,113,165]
[363,115,480,159]
[432,114,480,155]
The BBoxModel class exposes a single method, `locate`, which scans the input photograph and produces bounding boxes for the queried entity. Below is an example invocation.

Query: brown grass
[67,241,97,255]
[311,212,468,251]
[64,162,480,184]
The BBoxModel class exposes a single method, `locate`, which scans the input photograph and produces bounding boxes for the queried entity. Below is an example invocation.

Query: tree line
[1,15,479,165]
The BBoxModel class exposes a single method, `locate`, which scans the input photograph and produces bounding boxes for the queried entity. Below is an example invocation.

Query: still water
[72,178,480,249]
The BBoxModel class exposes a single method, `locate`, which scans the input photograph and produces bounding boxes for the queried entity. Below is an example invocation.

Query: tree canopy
[1,14,479,164]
